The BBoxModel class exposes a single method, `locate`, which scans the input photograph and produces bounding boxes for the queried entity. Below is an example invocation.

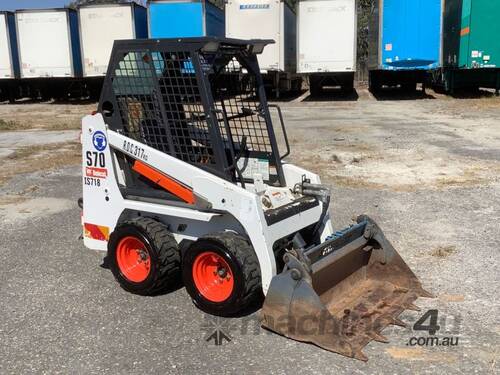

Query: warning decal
[84,223,110,241]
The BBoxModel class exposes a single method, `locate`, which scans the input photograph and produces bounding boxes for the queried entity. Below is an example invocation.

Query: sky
[1,0,72,11]
[0,0,148,12]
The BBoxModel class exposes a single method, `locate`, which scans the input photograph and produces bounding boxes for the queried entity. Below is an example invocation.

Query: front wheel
[182,232,262,316]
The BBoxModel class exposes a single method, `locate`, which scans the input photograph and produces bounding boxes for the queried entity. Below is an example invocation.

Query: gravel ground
[0,93,498,374]
[0,130,79,158]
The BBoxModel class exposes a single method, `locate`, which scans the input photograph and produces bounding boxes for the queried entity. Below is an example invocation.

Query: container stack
[1,0,499,101]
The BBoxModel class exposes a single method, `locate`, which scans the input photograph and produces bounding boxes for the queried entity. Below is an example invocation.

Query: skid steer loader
[81,37,431,360]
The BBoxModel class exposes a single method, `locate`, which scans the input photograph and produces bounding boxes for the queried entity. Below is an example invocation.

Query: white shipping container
[16,10,75,78]
[225,0,296,72]
[79,5,135,77]
[0,14,14,78]
[297,0,356,73]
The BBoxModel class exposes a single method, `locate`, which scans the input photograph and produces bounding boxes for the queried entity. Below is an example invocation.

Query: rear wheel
[108,217,181,295]
[309,76,323,96]
[342,81,355,94]
[182,232,261,316]
[369,72,381,92]
[401,83,417,92]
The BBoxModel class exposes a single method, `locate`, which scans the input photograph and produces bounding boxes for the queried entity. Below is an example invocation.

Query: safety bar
[268,104,290,159]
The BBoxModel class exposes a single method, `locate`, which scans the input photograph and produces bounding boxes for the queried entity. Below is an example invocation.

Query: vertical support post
[191,52,230,176]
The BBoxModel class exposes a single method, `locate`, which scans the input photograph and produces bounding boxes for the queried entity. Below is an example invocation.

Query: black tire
[182,231,262,316]
[401,83,417,92]
[341,81,355,94]
[369,72,381,92]
[309,76,323,96]
[108,217,181,296]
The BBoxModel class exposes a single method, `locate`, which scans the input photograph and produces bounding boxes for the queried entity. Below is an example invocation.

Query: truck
[225,0,300,96]
[439,0,500,94]
[15,8,82,99]
[78,3,148,98]
[297,0,357,95]
[368,0,443,92]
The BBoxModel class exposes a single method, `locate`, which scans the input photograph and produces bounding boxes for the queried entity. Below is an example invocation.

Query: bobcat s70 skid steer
[81,38,431,361]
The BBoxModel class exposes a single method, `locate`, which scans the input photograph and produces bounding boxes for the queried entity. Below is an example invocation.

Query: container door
[298,0,356,73]
[0,15,13,78]
[381,0,442,70]
[17,11,73,78]
[149,2,204,38]
[80,6,135,77]
[465,0,500,68]
[226,0,280,71]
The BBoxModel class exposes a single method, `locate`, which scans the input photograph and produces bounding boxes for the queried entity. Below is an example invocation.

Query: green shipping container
[444,0,500,69]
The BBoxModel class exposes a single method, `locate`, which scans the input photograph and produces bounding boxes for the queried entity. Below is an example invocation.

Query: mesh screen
[112,50,216,166]
[209,57,273,156]
[108,46,279,184]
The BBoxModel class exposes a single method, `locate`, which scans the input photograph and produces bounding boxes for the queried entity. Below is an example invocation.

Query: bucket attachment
[261,215,432,361]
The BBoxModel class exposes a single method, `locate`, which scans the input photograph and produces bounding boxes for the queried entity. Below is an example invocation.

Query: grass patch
[0,119,24,131]
[0,118,80,132]
[44,121,82,131]
[430,245,456,258]
[0,142,81,186]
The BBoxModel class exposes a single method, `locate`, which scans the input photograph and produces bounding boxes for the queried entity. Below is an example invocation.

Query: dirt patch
[0,196,74,222]
[0,103,96,131]
[439,294,465,303]
[294,143,500,191]
[0,142,81,186]
[0,195,29,206]
[0,118,79,132]
[0,119,25,131]
[430,245,457,258]
[385,347,458,363]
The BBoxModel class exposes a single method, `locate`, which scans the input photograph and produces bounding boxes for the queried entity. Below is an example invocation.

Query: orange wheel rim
[116,236,151,283]
[192,251,234,303]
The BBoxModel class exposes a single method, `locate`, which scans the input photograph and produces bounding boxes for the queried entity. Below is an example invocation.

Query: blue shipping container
[149,0,225,38]
[371,0,442,71]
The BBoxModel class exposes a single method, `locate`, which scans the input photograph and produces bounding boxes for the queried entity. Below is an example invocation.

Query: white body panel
[79,6,135,77]
[16,11,73,78]
[297,0,357,73]
[225,0,296,72]
[0,15,14,78]
[81,114,333,294]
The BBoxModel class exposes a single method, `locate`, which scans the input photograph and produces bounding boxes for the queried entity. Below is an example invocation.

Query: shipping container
[297,0,356,94]
[0,12,20,79]
[78,3,148,77]
[440,0,500,93]
[149,0,224,38]
[16,9,82,78]
[226,0,296,72]
[368,0,443,91]
[226,0,298,95]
